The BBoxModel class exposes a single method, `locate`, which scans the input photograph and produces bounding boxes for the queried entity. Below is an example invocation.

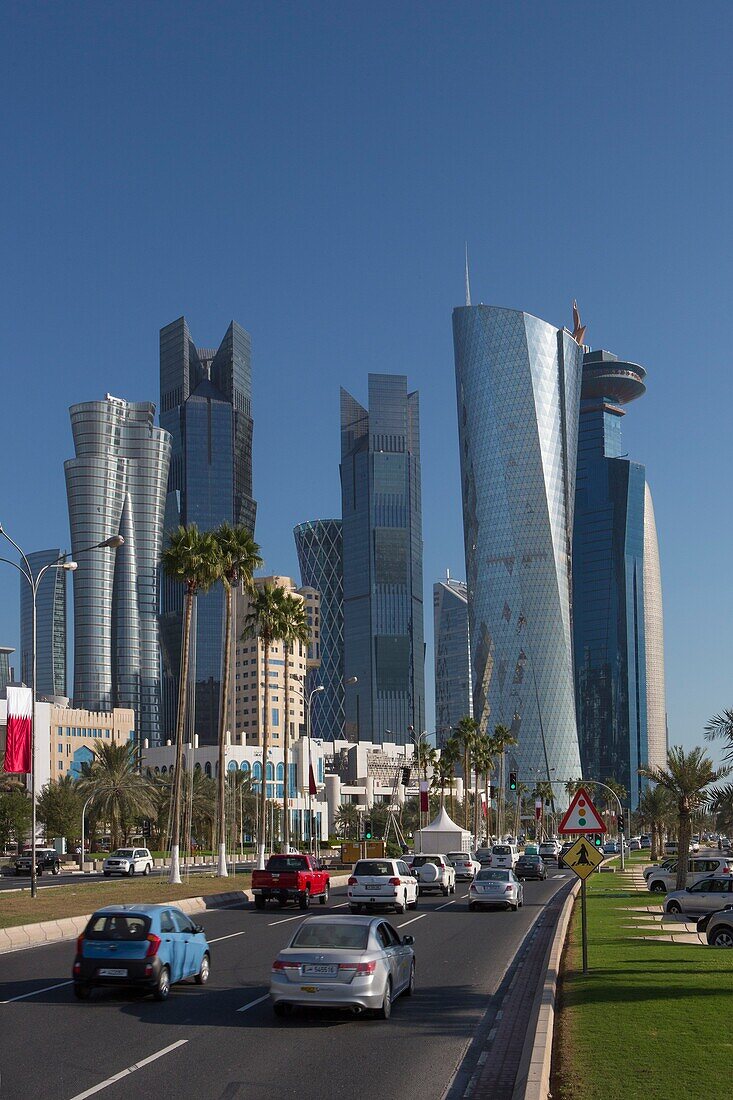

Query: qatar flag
[4,686,32,773]
[419,780,429,812]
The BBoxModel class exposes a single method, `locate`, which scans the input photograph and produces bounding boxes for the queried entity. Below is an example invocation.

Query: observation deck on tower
[581,348,646,406]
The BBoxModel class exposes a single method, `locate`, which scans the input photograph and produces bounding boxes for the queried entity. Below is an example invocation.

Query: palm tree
[565,778,584,799]
[243,582,290,869]
[533,781,554,840]
[471,733,494,845]
[637,782,674,861]
[279,593,311,853]
[454,716,478,831]
[640,746,730,889]
[514,781,529,838]
[441,736,462,819]
[155,768,217,854]
[492,724,517,839]
[161,524,219,883]
[334,802,360,840]
[211,522,262,877]
[78,742,156,850]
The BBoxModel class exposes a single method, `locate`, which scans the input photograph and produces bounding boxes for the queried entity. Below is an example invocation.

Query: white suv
[348,858,418,914]
[646,856,733,894]
[489,843,518,869]
[447,852,480,881]
[103,848,153,877]
[411,854,456,896]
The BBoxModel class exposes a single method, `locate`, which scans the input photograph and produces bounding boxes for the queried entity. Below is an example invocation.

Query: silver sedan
[468,868,524,911]
[664,876,733,915]
[270,914,415,1019]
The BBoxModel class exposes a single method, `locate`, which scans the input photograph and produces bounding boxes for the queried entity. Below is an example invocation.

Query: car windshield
[448,853,470,861]
[265,857,309,872]
[85,913,151,940]
[354,861,394,877]
[411,856,441,867]
[477,869,510,881]
[291,922,369,950]
[492,846,511,855]
[112,850,135,858]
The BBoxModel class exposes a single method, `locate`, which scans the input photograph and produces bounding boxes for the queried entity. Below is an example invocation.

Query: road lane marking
[0,980,72,1004]
[396,914,426,928]
[267,914,307,926]
[67,1039,188,1099]
[208,930,248,944]
[236,993,270,1013]
[331,902,348,908]
[435,899,456,911]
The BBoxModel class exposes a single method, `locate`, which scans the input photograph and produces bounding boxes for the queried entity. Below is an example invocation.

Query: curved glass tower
[434,577,471,747]
[294,519,344,741]
[20,549,67,697]
[65,396,171,744]
[453,305,584,784]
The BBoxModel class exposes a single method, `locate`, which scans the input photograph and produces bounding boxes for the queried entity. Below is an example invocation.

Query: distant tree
[36,776,84,849]
[78,742,156,851]
[454,716,478,831]
[279,593,311,852]
[637,783,674,861]
[0,790,32,852]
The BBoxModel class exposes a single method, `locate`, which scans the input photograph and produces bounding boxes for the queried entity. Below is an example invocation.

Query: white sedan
[348,858,419,914]
[468,868,524,911]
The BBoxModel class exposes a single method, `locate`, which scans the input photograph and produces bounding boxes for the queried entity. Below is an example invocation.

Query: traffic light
[617,815,625,831]
[593,833,603,847]
[364,821,373,841]
[509,772,517,791]
[401,767,411,787]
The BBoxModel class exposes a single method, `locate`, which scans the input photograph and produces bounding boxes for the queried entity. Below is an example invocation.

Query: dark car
[558,843,575,869]
[15,848,61,876]
[515,854,547,881]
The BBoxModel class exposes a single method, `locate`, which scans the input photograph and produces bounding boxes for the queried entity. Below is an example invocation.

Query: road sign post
[581,880,588,973]
[561,835,604,974]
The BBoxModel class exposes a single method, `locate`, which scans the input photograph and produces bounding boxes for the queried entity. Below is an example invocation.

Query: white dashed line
[236,993,270,1013]
[67,1040,188,1099]
[396,914,427,929]
[0,980,73,1004]
[267,914,307,927]
[208,930,248,944]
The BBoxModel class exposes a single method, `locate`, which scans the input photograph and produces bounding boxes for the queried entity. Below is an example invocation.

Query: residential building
[434,575,471,747]
[573,348,667,806]
[159,317,256,745]
[340,375,425,745]
[20,549,67,698]
[294,518,344,740]
[452,304,584,784]
[64,395,171,746]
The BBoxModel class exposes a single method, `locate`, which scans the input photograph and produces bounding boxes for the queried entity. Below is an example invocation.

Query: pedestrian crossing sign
[563,836,603,880]
[558,786,606,834]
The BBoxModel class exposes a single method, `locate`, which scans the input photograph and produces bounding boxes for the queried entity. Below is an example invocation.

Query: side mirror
[402,935,415,946]
[193,923,204,933]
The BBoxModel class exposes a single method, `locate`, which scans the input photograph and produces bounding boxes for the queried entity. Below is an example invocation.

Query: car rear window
[521,855,541,863]
[448,853,470,861]
[291,922,369,950]
[265,856,309,872]
[85,913,151,940]
[411,856,442,867]
[354,861,393,876]
[477,869,510,881]
[492,846,511,855]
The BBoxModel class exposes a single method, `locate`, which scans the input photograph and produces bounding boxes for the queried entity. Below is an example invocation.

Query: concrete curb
[0,874,350,956]
[512,878,581,1100]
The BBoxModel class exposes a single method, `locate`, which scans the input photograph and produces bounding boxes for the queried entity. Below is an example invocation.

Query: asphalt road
[0,872,573,1100]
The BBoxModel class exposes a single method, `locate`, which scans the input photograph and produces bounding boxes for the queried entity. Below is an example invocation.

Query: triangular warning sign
[558,786,606,834]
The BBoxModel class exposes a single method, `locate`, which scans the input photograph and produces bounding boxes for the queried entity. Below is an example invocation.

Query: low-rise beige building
[50,705,136,779]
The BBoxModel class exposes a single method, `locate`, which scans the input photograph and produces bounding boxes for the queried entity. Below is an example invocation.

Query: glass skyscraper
[340,375,425,745]
[573,349,667,807]
[294,519,345,740]
[434,576,471,748]
[65,396,171,744]
[0,647,13,696]
[20,549,68,698]
[453,306,583,784]
[159,317,256,745]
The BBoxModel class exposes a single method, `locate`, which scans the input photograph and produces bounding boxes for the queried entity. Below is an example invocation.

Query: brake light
[389,877,401,886]
[469,884,477,891]
[272,959,300,970]
[504,885,513,892]
[145,933,162,958]
[76,934,84,953]
[347,876,357,886]
[338,961,377,974]
[73,961,81,975]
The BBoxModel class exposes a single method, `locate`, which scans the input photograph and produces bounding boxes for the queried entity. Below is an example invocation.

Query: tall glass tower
[573,349,667,806]
[434,576,471,747]
[294,519,345,740]
[20,549,68,698]
[159,317,256,745]
[340,375,425,745]
[453,305,584,785]
[65,396,171,744]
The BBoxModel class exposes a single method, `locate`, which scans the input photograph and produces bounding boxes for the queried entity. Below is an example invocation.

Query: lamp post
[0,527,124,898]
[80,794,95,872]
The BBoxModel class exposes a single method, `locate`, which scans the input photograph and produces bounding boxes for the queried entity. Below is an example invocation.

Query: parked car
[410,854,456,896]
[639,835,651,849]
[664,876,733,915]
[558,842,575,869]
[15,848,61,876]
[270,914,415,1018]
[629,838,642,852]
[72,904,210,1000]
[103,848,153,877]
[646,857,733,894]
[538,840,560,862]
[642,858,676,881]
[347,859,418,914]
[696,905,733,937]
[664,840,678,855]
[514,854,547,881]
[489,844,518,869]
[468,868,524,911]
[252,854,330,910]
[447,852,480,881]
[701,907,733,947]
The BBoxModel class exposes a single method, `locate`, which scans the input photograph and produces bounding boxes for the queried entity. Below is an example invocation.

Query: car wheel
[451,882,456,894]
[408,893,418,910]
[710,927,733,947]
[404,961,415,997]
[153,965,171,1001]
[299,890,311,910]
[127,866,135,877]
[377,978,392,1020]
[442,885,449,896]
[143,863,151,876]
[52,865,60,875]
[254,894,266,910]
[73,983,92,1000]
[103,871,111,877]
[650,881,666,893]
[395,895,406,915]
[195,953,210,985]
[319,885,330,906]
[666,900,682,914]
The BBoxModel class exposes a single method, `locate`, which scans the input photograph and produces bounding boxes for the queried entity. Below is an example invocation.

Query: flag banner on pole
[481,793,487,818]
[4,685,32,773]
[535,798,543,820]
[419,780,429,812]
[308,764,317,797]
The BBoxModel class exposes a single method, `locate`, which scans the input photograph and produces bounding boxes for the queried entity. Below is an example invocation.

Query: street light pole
[80,794,95,872]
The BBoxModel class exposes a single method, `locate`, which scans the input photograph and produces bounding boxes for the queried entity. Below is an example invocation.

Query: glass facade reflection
[159,317,256,745]
[0,647,12,695]
[573,349,666,806]
[294,519,344,740]
[453,306,583,783]
[65,397,171,745]
[20,549,68,697]
[434,577,471,747]
[340,375,425,745]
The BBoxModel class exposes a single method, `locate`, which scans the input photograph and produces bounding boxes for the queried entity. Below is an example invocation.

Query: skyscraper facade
[573,349,666,807]
[65,395,171,744]
[294,519,345,741]
[0,647,13,696]
[340,375,425,745]
[434,576,471,747]
[20,549,68,698]
[453,305,584,784]
[159,317,256,744]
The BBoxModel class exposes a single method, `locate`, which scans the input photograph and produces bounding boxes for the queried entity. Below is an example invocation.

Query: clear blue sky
[1,2,731,765]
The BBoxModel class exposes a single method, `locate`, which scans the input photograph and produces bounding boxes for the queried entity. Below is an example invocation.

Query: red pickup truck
[251,854,330,910]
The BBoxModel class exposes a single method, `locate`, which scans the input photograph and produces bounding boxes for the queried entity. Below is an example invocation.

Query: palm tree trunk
[484,772,490,844]
[449,770,455,820]
[282,643,291,853]
[675,803,692,890]
[216,581,233,877]
[170,584,194,884]
[257,634,271,870]
[463,746,470,831]
[473,764,480,843]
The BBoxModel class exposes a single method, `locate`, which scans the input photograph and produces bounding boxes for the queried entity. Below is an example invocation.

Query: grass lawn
[553,853,732,1100]
[0,873,253,930]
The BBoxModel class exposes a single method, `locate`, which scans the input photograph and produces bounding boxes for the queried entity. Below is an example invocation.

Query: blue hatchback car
[73,904,211,1001]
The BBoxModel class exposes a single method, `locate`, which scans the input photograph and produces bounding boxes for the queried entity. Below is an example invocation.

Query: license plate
[302,964,337,976]
[301,986,318,993]
[271,874,280,880]
[368,884,382,890]
[98,968,128,977]
[482,884,499,890]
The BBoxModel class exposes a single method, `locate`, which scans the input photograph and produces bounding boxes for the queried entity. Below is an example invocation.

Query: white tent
[416,806,472,854]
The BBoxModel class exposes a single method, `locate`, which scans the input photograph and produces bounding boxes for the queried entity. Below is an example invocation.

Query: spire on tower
[465,243,472,307]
